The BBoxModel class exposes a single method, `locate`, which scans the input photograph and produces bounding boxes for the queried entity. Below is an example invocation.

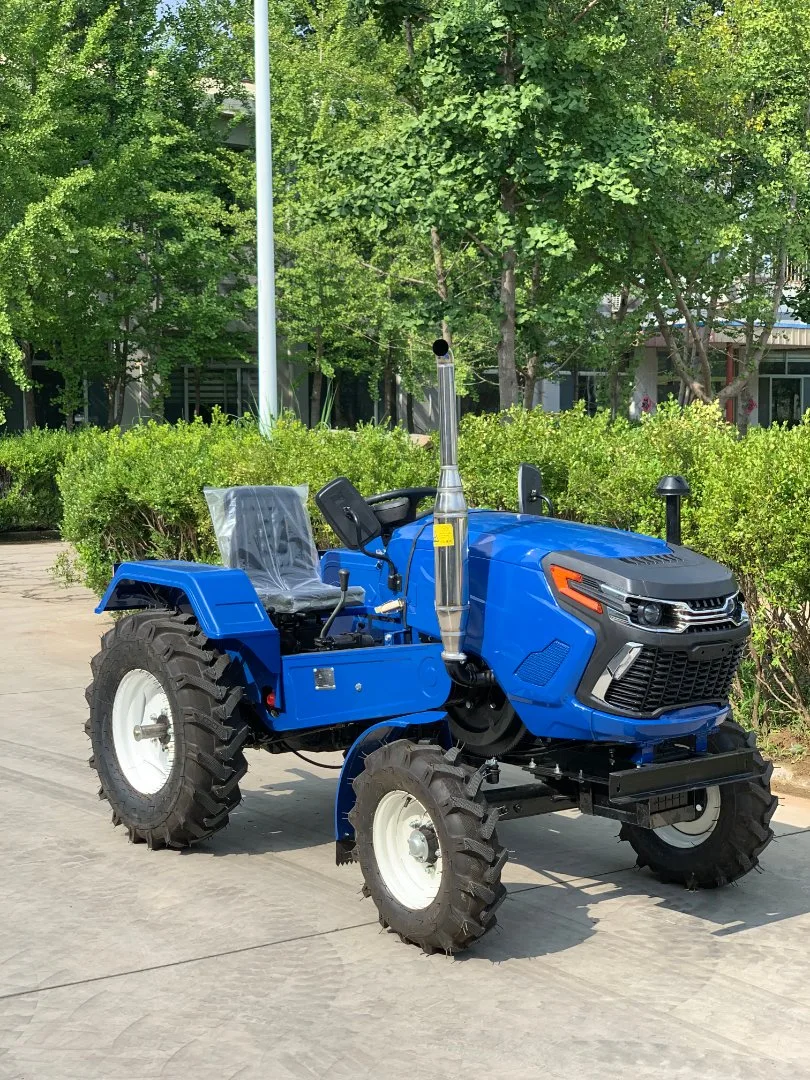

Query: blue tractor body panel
[97,559,450,734]
[96,560,277,641]
[385,511,728,745]
[273,644,450,730]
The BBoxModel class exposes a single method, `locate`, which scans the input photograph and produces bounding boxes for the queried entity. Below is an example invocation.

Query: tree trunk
[311,325,324,425]
[523,354,538,409]
[406,392,414,434]
[383,344,395,426]
[115,378,126,428]
[311,369,323,426]
[106,343,120,428]
[497,241,519,410]
[21,342,36,429]
[609,368,620,421]
[403,17,415,61]
[193,367,202,416]
[737,387,750,436]
[107,377,117,428]
[332,379,343,427]
[430,226,452,345]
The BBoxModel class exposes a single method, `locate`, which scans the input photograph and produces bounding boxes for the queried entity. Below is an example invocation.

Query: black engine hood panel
[543,543,737,602]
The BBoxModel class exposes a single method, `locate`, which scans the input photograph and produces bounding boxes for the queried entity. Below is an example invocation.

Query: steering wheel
[365,487,437,530]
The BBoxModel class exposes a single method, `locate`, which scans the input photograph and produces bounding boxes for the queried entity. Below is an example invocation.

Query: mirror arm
[345,508,401,592]
[361,545,402,593]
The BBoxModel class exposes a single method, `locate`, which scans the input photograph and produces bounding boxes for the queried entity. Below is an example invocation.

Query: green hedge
[0,428,73,532]
[57,415,437,592]
[7,402,806,734]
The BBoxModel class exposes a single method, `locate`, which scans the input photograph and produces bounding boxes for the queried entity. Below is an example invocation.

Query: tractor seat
[203,485,366,615]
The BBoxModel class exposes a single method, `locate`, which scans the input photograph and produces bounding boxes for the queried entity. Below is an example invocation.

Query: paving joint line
[774,826,810,839]
[507,863,637,898]
[0,920,379,1003]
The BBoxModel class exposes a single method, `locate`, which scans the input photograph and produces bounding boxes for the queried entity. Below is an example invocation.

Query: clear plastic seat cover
[204,485,365,614]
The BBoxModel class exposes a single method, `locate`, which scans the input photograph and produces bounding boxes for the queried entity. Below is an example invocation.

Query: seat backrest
[204,485,322,595]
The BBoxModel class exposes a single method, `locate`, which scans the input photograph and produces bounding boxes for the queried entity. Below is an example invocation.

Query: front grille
[684,620,736,635]
[604,643,745,714]
[686,596,729,611]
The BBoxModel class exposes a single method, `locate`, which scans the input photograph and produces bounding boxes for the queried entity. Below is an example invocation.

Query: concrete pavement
[1,540,810,1080]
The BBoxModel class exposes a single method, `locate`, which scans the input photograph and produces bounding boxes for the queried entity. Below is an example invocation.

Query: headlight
[639,601,663,626]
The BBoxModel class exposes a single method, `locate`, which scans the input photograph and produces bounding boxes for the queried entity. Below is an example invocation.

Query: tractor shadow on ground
[203,760,810,962]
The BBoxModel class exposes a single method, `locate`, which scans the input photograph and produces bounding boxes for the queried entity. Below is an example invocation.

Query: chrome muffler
[431,339,469,663]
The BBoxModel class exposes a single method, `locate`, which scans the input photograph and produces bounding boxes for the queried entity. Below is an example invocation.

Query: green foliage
[57,414,437,592]
[0,428,73,530]
[334,0,666,407]
[607,0,810,407]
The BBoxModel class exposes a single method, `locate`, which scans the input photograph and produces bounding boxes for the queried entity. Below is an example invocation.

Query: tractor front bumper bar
[607,747,756,804]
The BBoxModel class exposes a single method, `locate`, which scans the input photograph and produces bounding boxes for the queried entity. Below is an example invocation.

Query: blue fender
[334,711,452,864]
[96,560,275,640]
[96,561,282,707]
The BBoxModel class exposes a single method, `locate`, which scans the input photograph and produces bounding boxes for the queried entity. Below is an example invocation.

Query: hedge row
[3,405,810,730]
[0,428,73,532]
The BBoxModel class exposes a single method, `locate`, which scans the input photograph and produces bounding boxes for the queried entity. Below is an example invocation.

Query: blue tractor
[86,340,776,954]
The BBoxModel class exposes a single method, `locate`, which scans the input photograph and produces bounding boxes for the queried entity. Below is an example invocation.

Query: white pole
[254,0,278,431]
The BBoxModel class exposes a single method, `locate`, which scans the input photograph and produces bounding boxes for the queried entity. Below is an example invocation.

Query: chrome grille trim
[603,589,748,635]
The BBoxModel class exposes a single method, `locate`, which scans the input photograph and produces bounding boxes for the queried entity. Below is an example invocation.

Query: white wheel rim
[372,790,443,910]
[111,668,175,795]
[654,786,722,849]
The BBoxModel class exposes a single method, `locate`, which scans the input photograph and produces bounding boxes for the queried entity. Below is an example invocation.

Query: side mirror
[518,463,554,517]
[316,477,383,551]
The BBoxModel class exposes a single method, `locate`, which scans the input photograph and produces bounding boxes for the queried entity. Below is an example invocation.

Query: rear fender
[334,711,451,864]
[96,561,281,695]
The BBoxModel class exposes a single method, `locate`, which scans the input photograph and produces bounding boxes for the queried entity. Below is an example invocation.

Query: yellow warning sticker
[433,522,455,547]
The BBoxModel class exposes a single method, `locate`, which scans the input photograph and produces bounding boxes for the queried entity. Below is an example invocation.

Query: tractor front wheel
[350,741,507,954]
[620,720,777,887]
[86,610,249,848]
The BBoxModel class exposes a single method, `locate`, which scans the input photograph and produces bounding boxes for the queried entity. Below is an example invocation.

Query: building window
[165,364,258,422]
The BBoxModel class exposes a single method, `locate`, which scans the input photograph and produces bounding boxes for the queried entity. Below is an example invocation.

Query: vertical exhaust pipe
[432,339,469,665]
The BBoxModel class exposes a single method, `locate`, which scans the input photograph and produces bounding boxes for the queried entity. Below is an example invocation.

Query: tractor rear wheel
[619,720,777,887]
[350,741,507,954]
[86,610,249,849]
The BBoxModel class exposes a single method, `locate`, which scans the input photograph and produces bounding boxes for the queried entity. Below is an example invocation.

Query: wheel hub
[111,669,175,795]
[133,716,170,744]
[654,785,722,848]
[372,791,443,909]
[407,824,439,865]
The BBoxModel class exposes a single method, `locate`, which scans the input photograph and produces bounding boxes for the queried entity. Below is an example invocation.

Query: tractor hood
[397,509,671,566]
[392,509,737,603]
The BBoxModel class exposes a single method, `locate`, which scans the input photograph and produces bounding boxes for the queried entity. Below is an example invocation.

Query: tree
[605,0,810,420]
[336,0,664,409]
[0,0,256,428]
[254,0,445,425]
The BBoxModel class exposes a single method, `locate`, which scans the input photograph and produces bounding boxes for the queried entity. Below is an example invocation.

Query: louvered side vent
[619,553,684,566]
[516,640,570,686]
